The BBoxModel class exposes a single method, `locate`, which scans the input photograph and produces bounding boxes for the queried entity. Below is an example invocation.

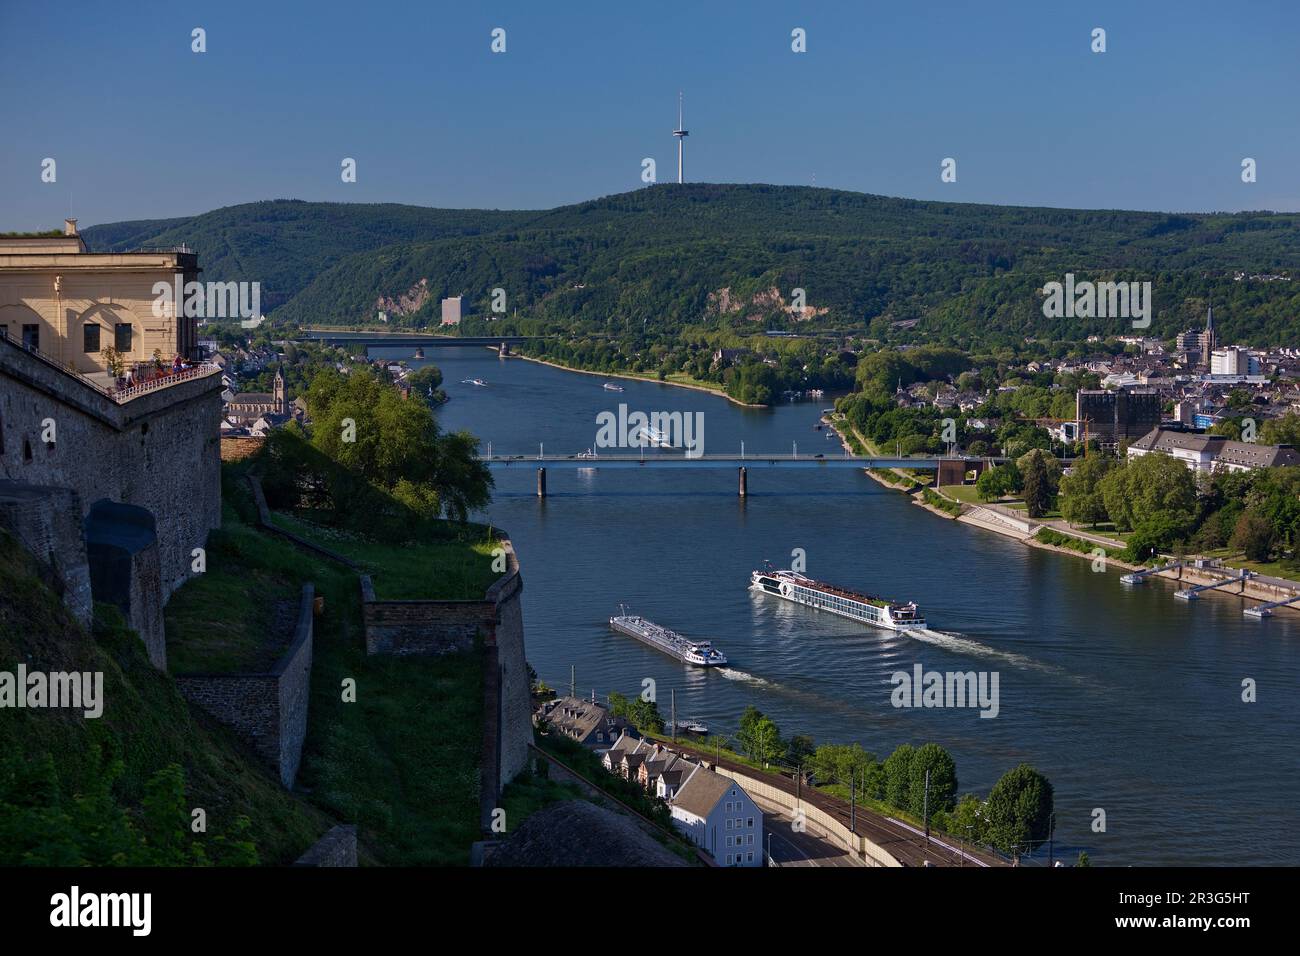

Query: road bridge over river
[480,451,997,496]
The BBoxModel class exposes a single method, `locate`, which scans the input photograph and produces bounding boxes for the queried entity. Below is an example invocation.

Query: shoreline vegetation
[502,349,769,408]
[821,419,1300,612]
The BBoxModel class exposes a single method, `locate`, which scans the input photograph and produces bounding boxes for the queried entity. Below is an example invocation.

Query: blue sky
[2,0,1298,229]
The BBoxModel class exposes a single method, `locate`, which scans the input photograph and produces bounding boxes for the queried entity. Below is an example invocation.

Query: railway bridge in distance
[478,451,995,497]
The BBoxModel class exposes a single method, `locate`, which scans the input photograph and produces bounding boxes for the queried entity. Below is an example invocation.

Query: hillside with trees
[82,186,1300,349]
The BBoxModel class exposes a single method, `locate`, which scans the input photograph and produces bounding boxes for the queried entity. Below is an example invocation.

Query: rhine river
[398,346,1299,866]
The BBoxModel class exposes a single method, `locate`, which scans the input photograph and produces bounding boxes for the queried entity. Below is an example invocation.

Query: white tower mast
[672,91,689,184]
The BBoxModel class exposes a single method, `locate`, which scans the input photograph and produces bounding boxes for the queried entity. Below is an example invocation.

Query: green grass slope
[0,529,331,865]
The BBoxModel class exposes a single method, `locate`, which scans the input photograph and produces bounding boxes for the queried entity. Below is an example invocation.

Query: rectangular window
[83,324,100,353]
[22,324,39,350]
[114,323,132,353]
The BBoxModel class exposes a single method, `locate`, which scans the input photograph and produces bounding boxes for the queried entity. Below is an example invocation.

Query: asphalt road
[756,797,864,868]
[666,740,1007,868]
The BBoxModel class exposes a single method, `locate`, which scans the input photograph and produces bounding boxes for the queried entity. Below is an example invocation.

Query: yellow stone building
[0,219,200,378]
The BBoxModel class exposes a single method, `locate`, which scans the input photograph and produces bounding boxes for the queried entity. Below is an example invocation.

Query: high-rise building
[1210,347,1259,376]
[441,296,466,326]
[1076,387,1163,445]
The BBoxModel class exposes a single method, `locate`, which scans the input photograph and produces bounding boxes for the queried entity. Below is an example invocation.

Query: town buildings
[1175,306,1217,368]
[1127,426,1300,473]
[225,365,288,425]
[601,730,764,867]
[1076,387,1162,446]
[535,696,631,749]
[1210,346,1261,377]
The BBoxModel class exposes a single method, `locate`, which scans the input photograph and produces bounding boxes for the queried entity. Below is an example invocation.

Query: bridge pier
[537,467,546,498]
[738,467,747,497]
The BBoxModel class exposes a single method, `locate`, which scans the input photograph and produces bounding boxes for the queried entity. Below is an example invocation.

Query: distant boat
[576,449,598,459]
[636,424,672,447]
[460,378,488,387]
[675,718,709,735]
[603,382,624,392]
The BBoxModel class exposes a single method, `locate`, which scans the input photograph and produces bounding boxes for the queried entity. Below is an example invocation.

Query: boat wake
[899,626,1059,675]
[717,667,769,686]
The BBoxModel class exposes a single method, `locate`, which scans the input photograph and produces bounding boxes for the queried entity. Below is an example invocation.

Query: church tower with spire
[273,364,286,415]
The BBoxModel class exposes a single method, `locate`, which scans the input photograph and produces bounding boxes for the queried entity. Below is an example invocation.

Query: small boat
[603,382,624,392]
[576,449,598,459]
[636,424,672,447]
[460,378,488,387]
[675,718,710,735]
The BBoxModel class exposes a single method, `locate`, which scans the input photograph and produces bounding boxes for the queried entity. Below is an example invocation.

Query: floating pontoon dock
[1173,569,1251,601]
[1120,561,1183,586]
[1243,593,1300,619]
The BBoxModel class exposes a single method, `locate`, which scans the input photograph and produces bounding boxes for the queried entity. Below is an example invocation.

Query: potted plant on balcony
[100,345,125,380]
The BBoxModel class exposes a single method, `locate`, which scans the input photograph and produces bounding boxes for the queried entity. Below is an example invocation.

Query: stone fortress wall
[1,334,223,601]
[175,584,316,788]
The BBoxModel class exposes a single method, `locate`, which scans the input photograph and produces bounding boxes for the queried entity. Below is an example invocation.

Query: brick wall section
[220,436,265,462]
[175,583,315,788]
[0,336,222,602]
[0,481,93,628]
[361,592,498,655]
[293,825,358,867]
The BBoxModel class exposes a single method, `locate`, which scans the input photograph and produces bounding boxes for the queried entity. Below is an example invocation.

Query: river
[386,346,1300,866]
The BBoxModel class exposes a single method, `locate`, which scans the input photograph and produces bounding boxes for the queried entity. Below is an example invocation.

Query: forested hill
[82,187,1300,348]
[82,200,533,313]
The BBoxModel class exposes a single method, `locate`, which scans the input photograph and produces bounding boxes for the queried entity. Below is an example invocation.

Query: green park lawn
[937,484,984,504]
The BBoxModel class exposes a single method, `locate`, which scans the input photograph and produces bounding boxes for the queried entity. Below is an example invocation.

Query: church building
[225,365,287,425]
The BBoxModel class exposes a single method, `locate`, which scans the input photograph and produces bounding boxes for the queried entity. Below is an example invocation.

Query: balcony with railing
[1,327,219,404]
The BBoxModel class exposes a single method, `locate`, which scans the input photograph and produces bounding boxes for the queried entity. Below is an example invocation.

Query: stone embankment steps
[959,505,1039,540]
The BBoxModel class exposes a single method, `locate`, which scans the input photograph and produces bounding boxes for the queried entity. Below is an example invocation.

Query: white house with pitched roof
[666,763,763,867]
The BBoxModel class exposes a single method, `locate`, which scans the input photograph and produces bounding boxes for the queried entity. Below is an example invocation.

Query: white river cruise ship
[750,568,925,631]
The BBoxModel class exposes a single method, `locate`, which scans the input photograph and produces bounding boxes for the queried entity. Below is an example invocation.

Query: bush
[922,488,962,516]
